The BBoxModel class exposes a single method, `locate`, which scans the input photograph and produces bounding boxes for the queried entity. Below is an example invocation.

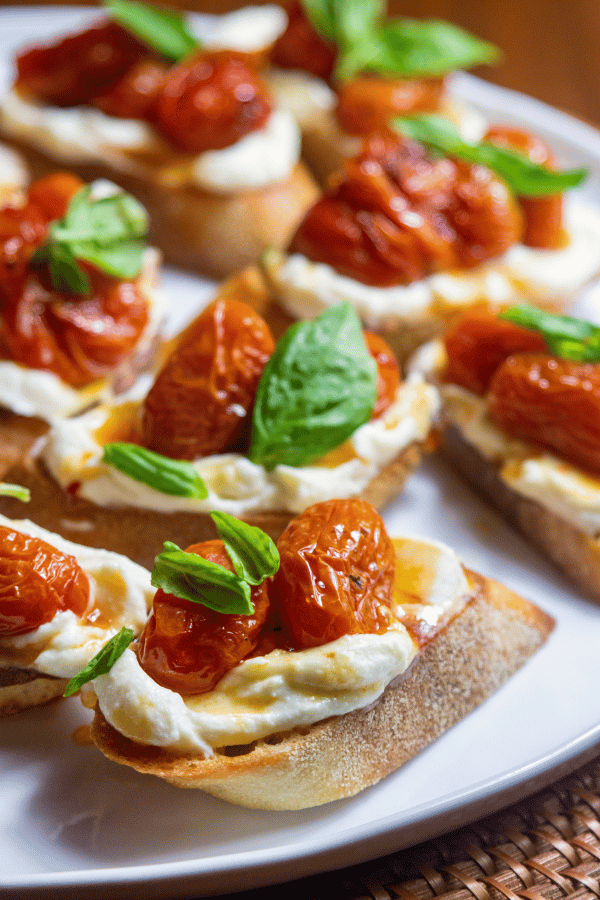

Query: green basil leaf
[248,303,377,471]
[63,627,135,696]
[103,443,208,499]
[105,0,199,62]
[152,541,253,615]
[211,511,279,585]
[499,304,600,362]
[0,483,30,502]
[393,115,588,197]
[31,242,90,294]
[70,239,146,279]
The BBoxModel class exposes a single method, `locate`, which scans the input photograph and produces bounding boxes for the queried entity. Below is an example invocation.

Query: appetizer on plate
[266,0,495,182]
[1,291,439,568]
[410,304,600,598]
[0,1,318,277]
[81,499,554,809]
[0,171,165,477]
[262,121,596,363]
[0,504,153,717]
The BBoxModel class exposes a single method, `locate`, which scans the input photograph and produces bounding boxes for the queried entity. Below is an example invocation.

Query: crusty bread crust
[0,440,425,571]
[90,572,553,809]
[0,666,67,717]
[1,138,320,279]
[444,425,600,600]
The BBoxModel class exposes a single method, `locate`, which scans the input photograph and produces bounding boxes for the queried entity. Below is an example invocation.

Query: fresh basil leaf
[32,241,90,294]
[70,239,146,279]
[105,0,199,62]
[63,627,135,697]
[152,541,253,615]
[248,303,377,471]
[103,443,208,499]
[393,115,588,197]
[211,511,279,585]
[0,483,30,502]
[500,304,600,362]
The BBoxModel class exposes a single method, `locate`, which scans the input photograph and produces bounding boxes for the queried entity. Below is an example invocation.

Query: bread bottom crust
[91,574,553,809]
[0,138,319,279]
[444,425,600,600]
[0,666,67,717]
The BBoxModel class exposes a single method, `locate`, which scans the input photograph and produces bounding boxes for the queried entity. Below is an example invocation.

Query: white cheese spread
[92,535,470,754]
[41,374,440,515]
[265,200,600,329]
[194,5,287,52]
[0,514,153,678]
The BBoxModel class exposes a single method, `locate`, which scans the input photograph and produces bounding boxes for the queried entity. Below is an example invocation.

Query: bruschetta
[0,509,153,716]
[78,499,553,808]
[409,304,600,599]
[0,2,319,278]
[262,125,598,364]
[0,285,439,568]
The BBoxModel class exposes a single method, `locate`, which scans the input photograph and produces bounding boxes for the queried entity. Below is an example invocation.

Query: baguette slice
[1,135,320,280]
[91,570,553,809]
[0,667,67,717]
[443,425,600,600]
[0,439,425,571]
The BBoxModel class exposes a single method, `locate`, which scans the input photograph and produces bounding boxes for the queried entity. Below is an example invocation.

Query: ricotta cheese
[0,514,153,678]
[92,536,470,754]
[41,374,440,516]
[194,5,287,52]
[265,200,600,329]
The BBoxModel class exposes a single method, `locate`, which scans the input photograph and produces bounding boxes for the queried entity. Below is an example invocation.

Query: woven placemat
[221,752,600,900]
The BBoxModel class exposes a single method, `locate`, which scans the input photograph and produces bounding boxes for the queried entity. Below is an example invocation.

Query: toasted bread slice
[443,425,600,599]
[0,667,68,717]
[91,571,553,809]
[0,439,425,571]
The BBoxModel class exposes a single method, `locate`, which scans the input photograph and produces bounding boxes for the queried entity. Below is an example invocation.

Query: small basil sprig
[500,305,600,362]
[33,186,149,295]
[0,483,30,502]
[300,0,499,81]
[105,0,199,62]
[248,303,377,471]
[63,627,135,696]
[393,115,588,197]
[103,443,208,499]
[211,511,279,585]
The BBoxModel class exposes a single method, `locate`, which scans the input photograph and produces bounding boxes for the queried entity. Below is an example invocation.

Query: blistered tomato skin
[155,50,273,153]
[364,331,401,419]
[270,0,336,82]
[336,76,444,136]
[444,308,547,396]
[484,126,564,250]
[142,298,274,460]
[91,58,167,121]
[488,354,600,477]
[290,135,523,287]
[27,173,85,222]
[0,526,89,636]
[137,541,270,695]
[15,20,147,108]
[274,498,396,650]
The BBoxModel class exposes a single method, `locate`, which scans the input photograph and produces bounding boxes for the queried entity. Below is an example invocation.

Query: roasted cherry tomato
[16,20,147,108]
[364,331,400,418]
[1,270,150,387]
[274,498,396,649]
[91,58,167,120]
[137,540,270,695]
[443,308,547,395]
[290,134,523,287]
[142,297,274,460]
[484,126,564,250]
[27,173,85,221]
[0,200,48,305]
[155,50,273,153]
[488,354,600,476]
[336,75,444,135]
[0,525,89,636]
[270,0,336,81]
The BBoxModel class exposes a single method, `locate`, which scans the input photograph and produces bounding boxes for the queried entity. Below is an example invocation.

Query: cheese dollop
[265,201,600,329]
[0,515,153,678]
[92,535,470,754]
[41,374,440,516]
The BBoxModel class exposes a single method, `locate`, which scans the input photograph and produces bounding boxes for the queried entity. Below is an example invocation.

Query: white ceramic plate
[2,8,600,900]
